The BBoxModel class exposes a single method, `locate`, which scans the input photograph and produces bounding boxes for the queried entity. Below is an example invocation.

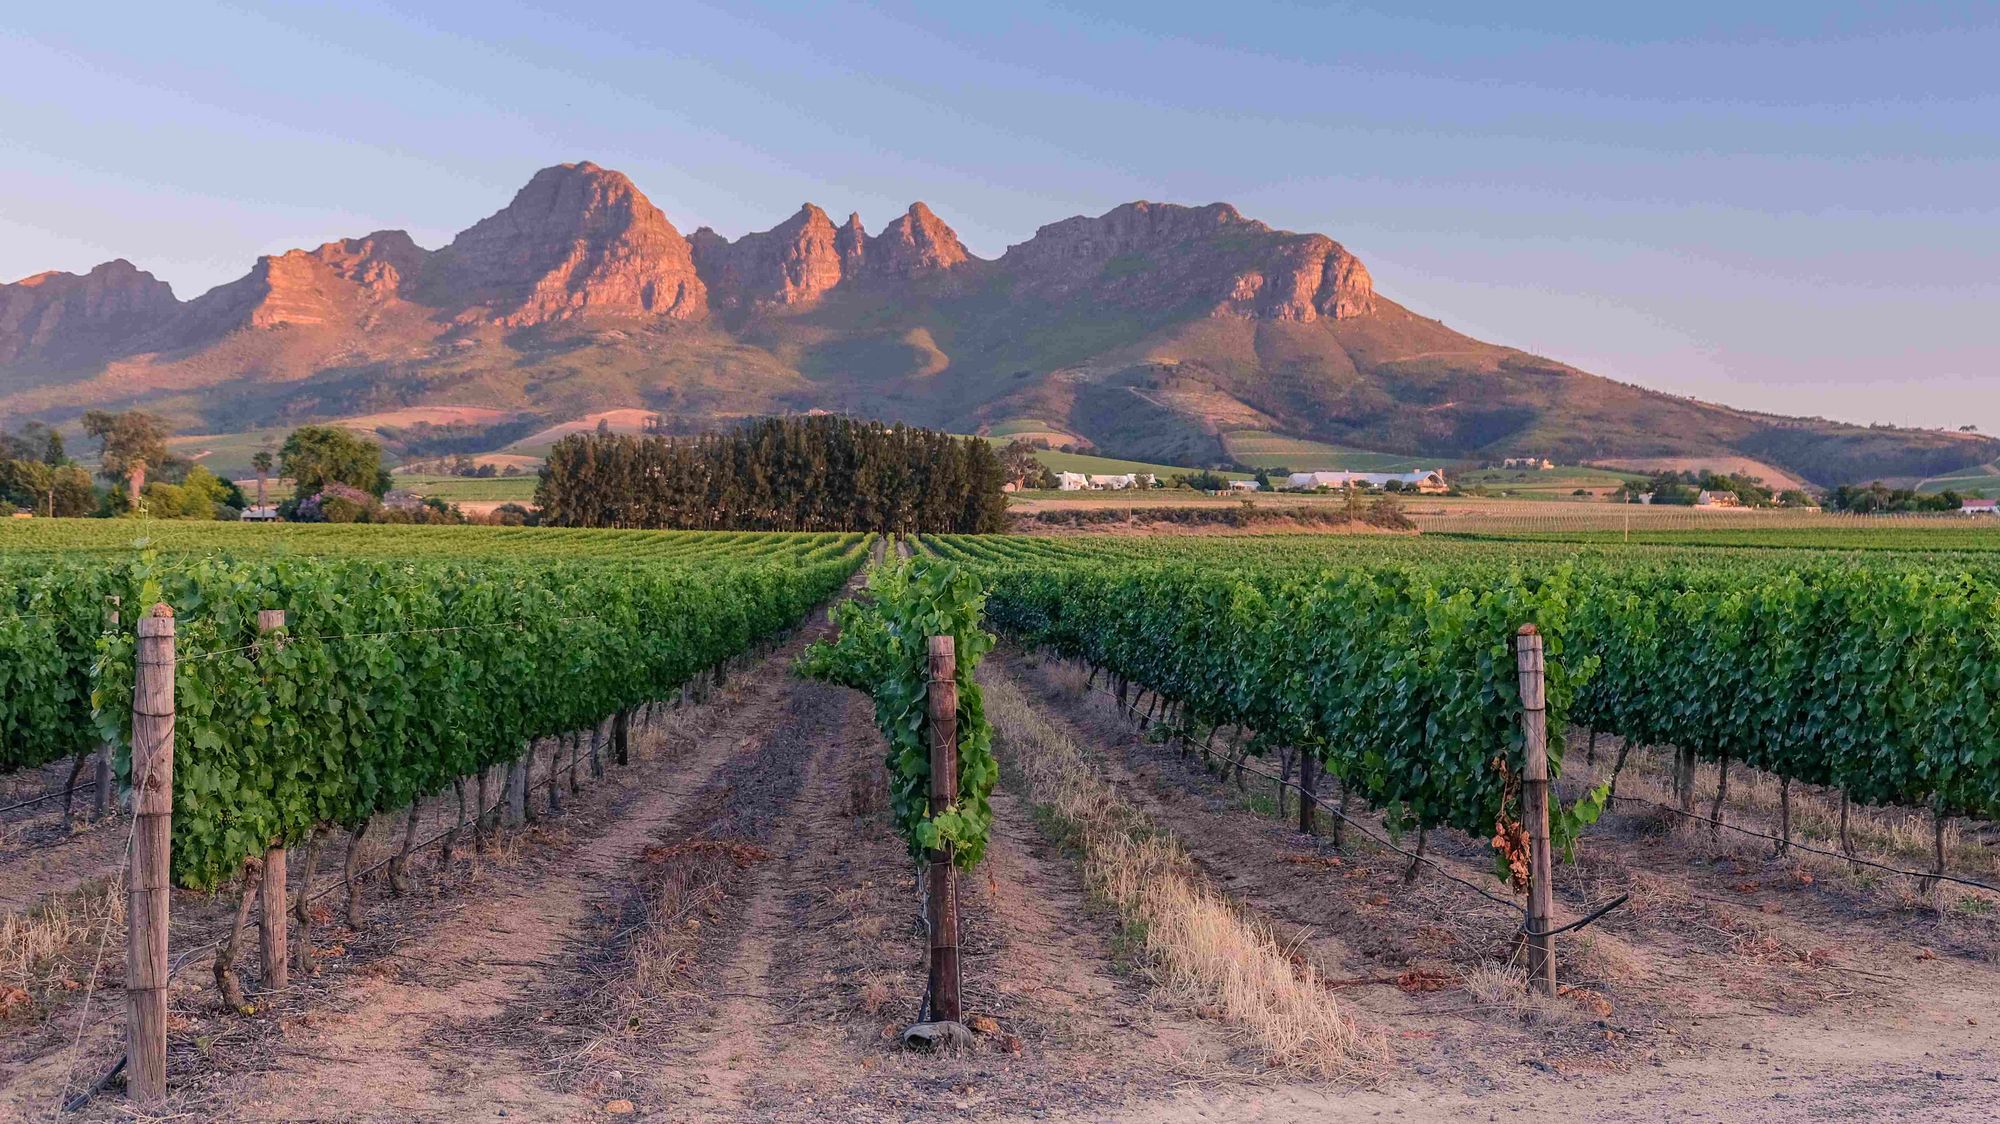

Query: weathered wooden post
[925,635,963,1027]
[1516,624,1556,997]
[256,609,289,993]
[127,603,175,1104]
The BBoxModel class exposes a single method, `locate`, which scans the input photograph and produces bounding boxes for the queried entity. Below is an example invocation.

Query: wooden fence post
[257,609,288,993]
[925,635,963,1027]
[93,597,121,818]
[127,603,175,1104]
[1516,624,1556,997]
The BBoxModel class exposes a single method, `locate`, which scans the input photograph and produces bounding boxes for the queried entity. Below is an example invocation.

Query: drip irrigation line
[0,776,100,817]
[1082,679,1539,919]
[1607,793,2000,897]
[1524,894,1630,938]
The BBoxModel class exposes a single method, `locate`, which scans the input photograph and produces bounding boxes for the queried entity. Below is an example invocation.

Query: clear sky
[3,2,1995,431]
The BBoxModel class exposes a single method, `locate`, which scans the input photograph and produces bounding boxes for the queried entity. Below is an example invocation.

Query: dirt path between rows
[192,630,838,1123]
[993,652,2000,1123]
[582,664,1228,1121]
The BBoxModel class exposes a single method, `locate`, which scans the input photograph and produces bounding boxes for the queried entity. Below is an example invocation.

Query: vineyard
[921,532,2000,827]
[4,522,1999,1121]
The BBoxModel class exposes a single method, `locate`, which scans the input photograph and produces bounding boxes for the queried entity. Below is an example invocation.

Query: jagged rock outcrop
[867,202,969,277]
[837,212,868,274]
[0,260,179,366]
[691,201,969,308]
[999,201,1375,321]
[182,230,429,332]
[426,161,706,325]
[1224,234,1374,321]
[691,204,847,310]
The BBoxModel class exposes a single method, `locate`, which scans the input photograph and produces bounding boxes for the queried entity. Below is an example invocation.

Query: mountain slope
[0,161,1986,486]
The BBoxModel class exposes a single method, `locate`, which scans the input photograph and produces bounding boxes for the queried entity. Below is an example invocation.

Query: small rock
[605,1100,636,1115]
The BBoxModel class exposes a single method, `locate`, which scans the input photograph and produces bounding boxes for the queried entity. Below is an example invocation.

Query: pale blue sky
[3,2,1995,430]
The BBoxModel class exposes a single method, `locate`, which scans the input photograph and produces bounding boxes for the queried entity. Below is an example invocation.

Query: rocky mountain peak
[178,229,433,333]
[999,200,1374,321]
[868,202,970,276]
[0,259,180,367]
[690,203,848,310]
[428,161,707,325]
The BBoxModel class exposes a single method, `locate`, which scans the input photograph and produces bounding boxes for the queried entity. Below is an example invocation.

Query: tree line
[0,411,465,523]
[536,416,1009,533]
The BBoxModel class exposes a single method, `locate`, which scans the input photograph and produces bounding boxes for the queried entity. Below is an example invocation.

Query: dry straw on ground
[985,677,1380,1079]
[0,877,123,1026]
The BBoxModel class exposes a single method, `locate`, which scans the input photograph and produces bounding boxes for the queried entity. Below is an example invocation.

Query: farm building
[239,504,280,521]
[1502,457,1554,470]
[1285,469,1447,493]
[1228,479,1261,491]
[1960,498,1999,515]
[1056,472,1155,491]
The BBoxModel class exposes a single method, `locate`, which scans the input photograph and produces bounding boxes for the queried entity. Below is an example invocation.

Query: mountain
[1,161,1988,486]
[0,260,180,370]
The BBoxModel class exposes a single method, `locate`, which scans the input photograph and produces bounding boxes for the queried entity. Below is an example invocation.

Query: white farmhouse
[1284,469,1446,493]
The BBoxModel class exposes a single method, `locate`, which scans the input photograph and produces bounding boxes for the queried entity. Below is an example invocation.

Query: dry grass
[986,677,1379,1079]
[626,840,769,999]
[0,877,124,1026]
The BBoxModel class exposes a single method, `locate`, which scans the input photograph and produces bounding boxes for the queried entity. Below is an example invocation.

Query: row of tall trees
[537,416,1009,533]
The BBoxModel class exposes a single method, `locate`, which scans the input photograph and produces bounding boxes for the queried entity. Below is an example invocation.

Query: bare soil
[0,762,126,916]
[996,650,2000,1121]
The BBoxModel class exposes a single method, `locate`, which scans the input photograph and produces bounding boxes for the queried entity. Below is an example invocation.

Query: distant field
[392,473,538,502]
[166,428,289,479]
[982,417,1082,446]
[1589,454,1809,492]
[1031,449,1252,480]
[1449,523,2000,551]
[1401,499,2000,542]
[1454,464,1647,498]
[1220,431,1436,471]
[503,408,663,457]
[1916,463,2000,495]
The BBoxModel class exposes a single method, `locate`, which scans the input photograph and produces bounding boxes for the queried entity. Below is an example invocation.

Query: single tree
[81,409,170,509]
[251,448,275,509]
[16,461,54,517]
[279,425,390,498]
[997,440,1042,489]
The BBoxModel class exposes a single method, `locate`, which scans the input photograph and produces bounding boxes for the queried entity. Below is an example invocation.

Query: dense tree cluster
[1823,482,1968,514]
[536,416,1009,533]
[1,421,91,516]
[1611,469,1803,507]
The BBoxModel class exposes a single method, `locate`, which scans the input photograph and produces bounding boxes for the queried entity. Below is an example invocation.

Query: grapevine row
[926,533,2000,834]
[7,537,868,888]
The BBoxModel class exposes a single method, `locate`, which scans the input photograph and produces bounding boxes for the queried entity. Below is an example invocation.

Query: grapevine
[799,556,997,869]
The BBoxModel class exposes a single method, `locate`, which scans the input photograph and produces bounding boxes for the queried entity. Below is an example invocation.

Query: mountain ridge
[1,160,1987,487]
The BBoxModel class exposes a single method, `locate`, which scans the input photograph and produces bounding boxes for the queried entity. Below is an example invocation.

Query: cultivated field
[3,522,1997,1122]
